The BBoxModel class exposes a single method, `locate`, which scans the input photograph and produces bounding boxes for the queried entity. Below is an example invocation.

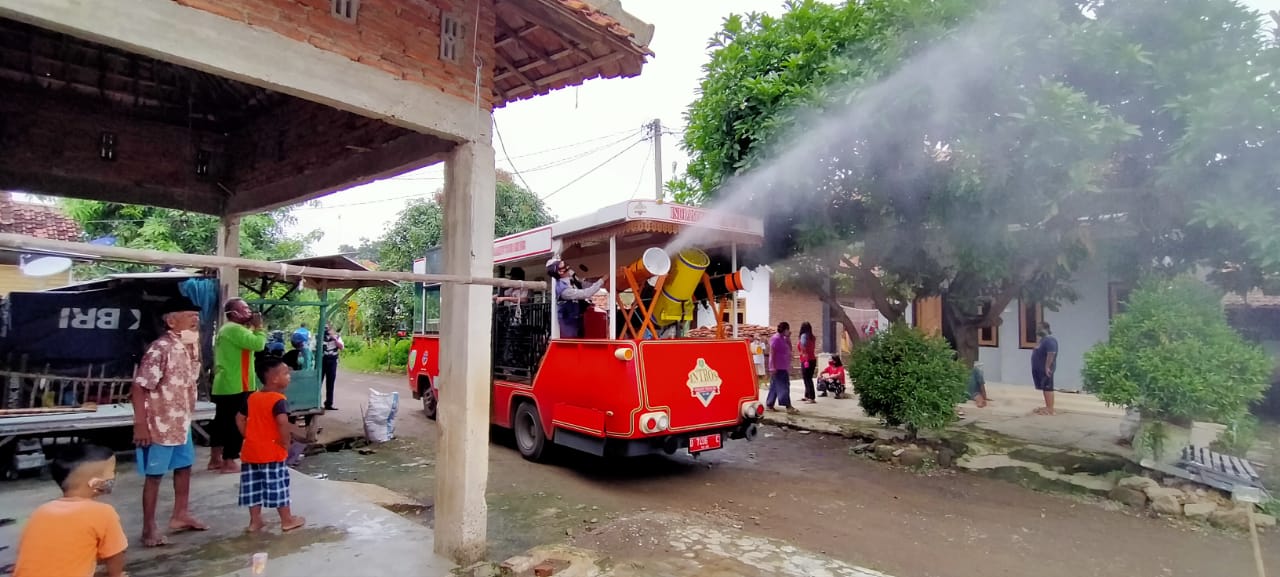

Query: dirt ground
[309,371,1280,577]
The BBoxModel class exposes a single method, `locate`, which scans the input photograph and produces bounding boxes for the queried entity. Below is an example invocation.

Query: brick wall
[0,89,223,208]
[175,0,497,109]
[229,98,414,192]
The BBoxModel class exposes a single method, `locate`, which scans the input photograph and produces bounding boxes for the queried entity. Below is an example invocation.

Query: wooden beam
[0,169,224,214]
[223,131,454,215]
[504,51,625,97]
[494,52,539,94]
[0,233,546,291]
[494,23,539,48]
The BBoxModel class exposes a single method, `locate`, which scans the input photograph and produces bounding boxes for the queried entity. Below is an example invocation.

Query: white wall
[978,263,1112,391]
[695,266,771,328]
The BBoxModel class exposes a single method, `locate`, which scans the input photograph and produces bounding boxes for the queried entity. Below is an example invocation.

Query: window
[331,0,359,22]
[978,302,999,347]
[440,14,463,63]
[1109,283,1131,320]
[1018,300,1043,349]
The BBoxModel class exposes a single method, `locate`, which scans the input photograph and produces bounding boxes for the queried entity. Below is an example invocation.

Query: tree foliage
[676,0,1280,365]
[1082,277,1271,426]
[356,172,555,336]
[847,323,969,436]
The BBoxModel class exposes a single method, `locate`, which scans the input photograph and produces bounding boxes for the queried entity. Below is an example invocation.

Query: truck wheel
[422,388,438,421]
[513,402,547,462]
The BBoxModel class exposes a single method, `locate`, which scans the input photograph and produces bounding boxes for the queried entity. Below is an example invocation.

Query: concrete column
[434,139,496,565]
[217,215,240,304]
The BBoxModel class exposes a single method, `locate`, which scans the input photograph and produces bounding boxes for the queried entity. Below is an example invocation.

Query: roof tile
[0,192,82,242]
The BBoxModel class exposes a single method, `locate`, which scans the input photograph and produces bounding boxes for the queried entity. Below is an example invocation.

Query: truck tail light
[614,347,634,361]
[742,401,763,420]
[639,411,670,434]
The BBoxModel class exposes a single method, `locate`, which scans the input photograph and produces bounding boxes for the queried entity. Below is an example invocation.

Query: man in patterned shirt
[132,296,207,547]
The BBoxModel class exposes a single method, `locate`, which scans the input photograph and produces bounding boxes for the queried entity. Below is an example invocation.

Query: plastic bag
[363,388,400,443]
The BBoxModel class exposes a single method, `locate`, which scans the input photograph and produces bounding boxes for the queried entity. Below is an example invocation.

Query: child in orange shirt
[236,357,305,533]
[15,443,128,577]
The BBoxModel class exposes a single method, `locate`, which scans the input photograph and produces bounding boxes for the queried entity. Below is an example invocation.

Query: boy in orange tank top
[235,357,305,533]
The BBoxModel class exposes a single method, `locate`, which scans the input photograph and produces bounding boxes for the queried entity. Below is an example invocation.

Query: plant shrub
[1083,277,1271,430]
[847,323,969,436]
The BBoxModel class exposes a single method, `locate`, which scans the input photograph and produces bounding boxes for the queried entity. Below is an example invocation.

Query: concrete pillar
[217,215,240,304]
[434,139,496,564]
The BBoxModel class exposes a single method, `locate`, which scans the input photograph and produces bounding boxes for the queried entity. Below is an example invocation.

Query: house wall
[174,0,497,109]
[0,265,72,296]
[977,263,1112,391]
[0,89,227,214]
[695,267,772,329]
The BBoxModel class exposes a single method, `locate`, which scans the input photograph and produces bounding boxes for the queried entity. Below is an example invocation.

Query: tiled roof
[0,192,82,242]
[1222,289,1280,309]
[553,0,654,54]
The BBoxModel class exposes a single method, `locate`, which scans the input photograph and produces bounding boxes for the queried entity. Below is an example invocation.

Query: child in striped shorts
[236,357,305,533]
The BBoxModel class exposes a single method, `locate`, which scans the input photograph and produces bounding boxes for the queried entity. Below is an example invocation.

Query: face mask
[90,478,115,495]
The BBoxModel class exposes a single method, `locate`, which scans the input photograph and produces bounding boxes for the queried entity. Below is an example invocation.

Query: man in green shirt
[207,298,266,474]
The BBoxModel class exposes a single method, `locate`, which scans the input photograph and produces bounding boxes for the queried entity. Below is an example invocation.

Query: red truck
[407,200,765,461]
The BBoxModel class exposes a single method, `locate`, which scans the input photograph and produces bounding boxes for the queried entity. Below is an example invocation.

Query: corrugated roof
[0,192,81,242]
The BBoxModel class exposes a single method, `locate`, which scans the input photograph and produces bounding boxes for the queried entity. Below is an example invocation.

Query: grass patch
[340,337,410,374]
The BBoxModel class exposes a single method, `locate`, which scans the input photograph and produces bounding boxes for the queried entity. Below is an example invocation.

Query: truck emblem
[686,358,722,407]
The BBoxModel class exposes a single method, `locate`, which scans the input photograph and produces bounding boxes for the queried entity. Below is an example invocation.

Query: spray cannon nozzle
[693,267,755,302]
[618,248,672,285]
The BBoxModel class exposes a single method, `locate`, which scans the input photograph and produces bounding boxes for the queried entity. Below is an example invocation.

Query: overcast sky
[290,0,1277,255]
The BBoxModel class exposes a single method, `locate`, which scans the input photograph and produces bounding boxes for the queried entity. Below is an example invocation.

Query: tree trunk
[817,284,861,353]
[824,293,861,352]
[941,300,980,368]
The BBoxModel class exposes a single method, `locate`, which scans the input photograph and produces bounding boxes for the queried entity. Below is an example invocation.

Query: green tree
[1083,277,1271,457]
[61,200,321,328]
[62,201,319,269]
[357,171,555,336]
[676,0,1280,365]
[847,323,969,437]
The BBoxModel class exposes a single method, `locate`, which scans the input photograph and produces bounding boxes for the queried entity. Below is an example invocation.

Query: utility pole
[651,118,664,202]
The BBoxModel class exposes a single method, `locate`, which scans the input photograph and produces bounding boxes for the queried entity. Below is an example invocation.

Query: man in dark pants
[322,326,344,411]
[1031,322,1059,416]
[209,298,266,474]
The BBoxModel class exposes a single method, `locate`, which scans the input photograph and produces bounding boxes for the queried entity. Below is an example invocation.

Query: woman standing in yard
[798,322,818,403]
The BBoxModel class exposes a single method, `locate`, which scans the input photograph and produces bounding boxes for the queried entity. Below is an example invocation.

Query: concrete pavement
[0,447,454,577]
[761,378,1133,456]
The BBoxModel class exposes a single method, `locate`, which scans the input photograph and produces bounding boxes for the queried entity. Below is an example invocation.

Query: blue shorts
[135,431,195,477]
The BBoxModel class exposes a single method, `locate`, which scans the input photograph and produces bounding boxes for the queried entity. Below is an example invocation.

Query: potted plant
[1083,277,1271,463]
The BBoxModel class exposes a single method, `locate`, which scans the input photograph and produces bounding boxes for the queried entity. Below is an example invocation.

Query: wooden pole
[0,233,543,291]
[1247,503,1267,577]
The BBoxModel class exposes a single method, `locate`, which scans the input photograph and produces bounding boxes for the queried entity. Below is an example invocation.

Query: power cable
[540,137,647,201]
[494,115,534,193]
[630,136,654,199]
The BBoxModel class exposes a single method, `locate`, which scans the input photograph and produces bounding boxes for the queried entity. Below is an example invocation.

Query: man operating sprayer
[547,257,606,338]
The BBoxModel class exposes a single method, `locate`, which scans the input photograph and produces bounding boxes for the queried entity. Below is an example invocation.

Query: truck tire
[419,377,437,421]
[513,402,547,462]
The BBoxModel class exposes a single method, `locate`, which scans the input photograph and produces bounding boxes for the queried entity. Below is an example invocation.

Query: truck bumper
[553,421,759,458]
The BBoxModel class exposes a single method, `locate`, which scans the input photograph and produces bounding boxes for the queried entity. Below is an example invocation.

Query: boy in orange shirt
[236,357,305,533]
[15,443,128,577]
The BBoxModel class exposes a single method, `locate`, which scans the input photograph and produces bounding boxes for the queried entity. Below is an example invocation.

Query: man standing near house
[209,298,266,474]
[765,322,799,414]
[321,326,344,411]
[1031,322,1058,415]
[132,297,207,547]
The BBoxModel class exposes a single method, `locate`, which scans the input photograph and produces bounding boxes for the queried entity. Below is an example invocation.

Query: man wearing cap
[132,296,207,547]
[547,257,605,338]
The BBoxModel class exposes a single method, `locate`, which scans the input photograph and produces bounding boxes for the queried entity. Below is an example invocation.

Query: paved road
[306,369,1278,577]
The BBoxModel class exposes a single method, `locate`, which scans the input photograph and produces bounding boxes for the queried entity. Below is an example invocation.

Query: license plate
[689,433,722,453]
